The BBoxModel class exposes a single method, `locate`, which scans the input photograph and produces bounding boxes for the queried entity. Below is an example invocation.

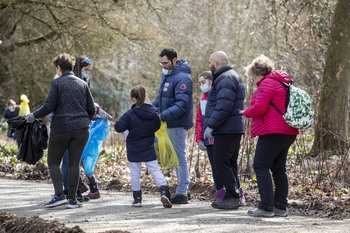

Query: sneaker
[44,194,68,208]
[66,199,83,209]
[212,196,240,209]
[238,186,246,205]
[274,207,288,217]
[86,190,100,199]
[77,191,90,202]
[171,193,188,204]
[160,186,172,208]
[247,208,274,217]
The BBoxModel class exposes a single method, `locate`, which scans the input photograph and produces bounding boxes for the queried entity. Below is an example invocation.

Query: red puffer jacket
[244,71,299,137]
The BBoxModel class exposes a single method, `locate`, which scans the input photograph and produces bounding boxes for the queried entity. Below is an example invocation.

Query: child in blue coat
[114,85,172,208]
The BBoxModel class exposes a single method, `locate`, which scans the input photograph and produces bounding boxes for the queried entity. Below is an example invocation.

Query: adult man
[152,48,193,204]
[204,51,245,209]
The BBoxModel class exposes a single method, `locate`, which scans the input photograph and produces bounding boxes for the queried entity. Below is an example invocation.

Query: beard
[210,64,217,74]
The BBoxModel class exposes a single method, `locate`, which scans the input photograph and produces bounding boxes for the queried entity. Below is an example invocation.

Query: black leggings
[47,128,89,199]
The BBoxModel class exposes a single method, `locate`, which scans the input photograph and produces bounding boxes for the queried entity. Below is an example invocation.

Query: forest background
[0,0,350,219]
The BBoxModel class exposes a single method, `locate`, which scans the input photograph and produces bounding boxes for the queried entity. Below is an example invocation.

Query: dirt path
[1,178,350,233]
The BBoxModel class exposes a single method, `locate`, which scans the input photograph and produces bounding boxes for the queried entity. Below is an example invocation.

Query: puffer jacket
[114,103,161,162]
[152,59,193,130]
[244,71,299,137]
[204,65,245,134]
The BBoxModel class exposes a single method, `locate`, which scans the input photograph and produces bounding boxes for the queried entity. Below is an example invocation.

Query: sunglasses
[81,58,93,65]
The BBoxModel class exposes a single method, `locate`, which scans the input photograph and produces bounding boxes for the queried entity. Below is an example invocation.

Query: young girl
[195,71,245,205]
[114,85,172,208]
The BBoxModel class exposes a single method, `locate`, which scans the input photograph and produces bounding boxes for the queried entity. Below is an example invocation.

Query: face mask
[81,72,89,83]
[200,84,210,93]
[162,68,169,75]
[9,106,15,112]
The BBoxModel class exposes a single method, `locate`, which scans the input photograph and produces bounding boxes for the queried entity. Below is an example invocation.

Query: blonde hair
[130,85,146,108]
[246,55,274,77]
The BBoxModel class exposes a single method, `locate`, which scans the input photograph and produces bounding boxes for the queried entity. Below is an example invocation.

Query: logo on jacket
[181,84,187,90]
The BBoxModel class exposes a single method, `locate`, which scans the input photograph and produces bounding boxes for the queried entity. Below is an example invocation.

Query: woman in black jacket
[26,53,96,209]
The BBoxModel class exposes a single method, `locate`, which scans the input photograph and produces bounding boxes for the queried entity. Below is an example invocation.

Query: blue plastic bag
[81,118,110,177]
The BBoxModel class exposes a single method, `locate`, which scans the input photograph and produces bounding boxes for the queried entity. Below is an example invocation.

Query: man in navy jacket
[204,51,245,209]
[152,48,193,204]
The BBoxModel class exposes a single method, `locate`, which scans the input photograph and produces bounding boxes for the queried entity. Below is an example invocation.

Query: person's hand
[123,130,129,139]
[154,136,158,143]
[98,108,112,121]
[26,113,36,123]
[239,109,245,114]
[158,114,163,122]
[203,127,214,140]
[1,117,5,123]
[198,141,206,151]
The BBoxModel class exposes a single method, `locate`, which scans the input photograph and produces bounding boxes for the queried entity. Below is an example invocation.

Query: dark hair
[7,99,16,107]
[73,56,92,86]
[159,48,177,60]
[198,71,212,81]
[247,55,274,77]
[52,53,75,73]
[130,85,146,108]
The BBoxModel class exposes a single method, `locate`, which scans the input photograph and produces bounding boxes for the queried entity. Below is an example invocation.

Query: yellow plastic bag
[18,94,30,116]
[154,121,179,168]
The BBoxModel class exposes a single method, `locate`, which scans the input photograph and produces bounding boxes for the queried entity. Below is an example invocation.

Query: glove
[123,130,129,139]
[203,127,214,140]
[98,108,112,121]
[1,117,5,123]
[154,136,158,143]
[26,113,36,123]
[198,141,206,151]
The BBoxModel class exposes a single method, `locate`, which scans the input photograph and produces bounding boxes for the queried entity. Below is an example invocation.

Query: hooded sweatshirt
[244,71,299,137]
[114,103,161,162]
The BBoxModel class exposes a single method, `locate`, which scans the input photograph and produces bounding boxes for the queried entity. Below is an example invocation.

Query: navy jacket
[204,65,245,134]
[114,103,161,162]
[152,59,193,130]
[33,71,96,136]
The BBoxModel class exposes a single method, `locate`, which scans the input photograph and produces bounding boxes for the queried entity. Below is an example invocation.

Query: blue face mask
[81,72,89,82]
[162,68,169,75]
[200,84,210,93]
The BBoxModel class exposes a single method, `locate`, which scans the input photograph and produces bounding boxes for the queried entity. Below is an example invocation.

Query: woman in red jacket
[240,55,299,217]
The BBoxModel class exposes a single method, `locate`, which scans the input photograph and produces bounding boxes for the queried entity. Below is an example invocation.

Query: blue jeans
[61,150,69,191]
[167,127,189,195]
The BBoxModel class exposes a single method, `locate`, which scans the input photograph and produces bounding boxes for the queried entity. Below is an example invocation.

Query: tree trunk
[313,0,350,154]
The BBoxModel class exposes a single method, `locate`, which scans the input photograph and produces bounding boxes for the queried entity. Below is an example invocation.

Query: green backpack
[270,80,314,129]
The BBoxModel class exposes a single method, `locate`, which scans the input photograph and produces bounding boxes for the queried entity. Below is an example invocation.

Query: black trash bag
[8,116,48,165]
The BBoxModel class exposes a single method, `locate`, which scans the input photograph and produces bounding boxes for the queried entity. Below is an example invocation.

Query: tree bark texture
[313,0,350,154]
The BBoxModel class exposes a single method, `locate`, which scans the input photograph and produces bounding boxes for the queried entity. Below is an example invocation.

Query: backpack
[270,79,314,129]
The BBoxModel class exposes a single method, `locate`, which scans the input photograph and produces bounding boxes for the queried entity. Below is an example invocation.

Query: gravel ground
[1,178,350,233]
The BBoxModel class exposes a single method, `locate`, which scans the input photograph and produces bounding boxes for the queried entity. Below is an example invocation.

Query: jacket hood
[167,59,191,76]
[259,71,291,85]
[132,103,158,120]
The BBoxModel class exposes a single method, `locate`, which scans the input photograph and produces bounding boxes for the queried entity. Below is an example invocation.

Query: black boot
[132,190,142,207]
[77,190,90,202]
[85,176,100,199]
[78,176,88,193]
[160,186,172,208]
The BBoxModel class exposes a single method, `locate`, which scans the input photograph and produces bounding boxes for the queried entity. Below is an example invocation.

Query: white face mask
[200,84,210,93]
[162,68,169,75]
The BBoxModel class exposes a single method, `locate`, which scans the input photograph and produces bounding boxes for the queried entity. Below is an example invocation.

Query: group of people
[11,47,298,217]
